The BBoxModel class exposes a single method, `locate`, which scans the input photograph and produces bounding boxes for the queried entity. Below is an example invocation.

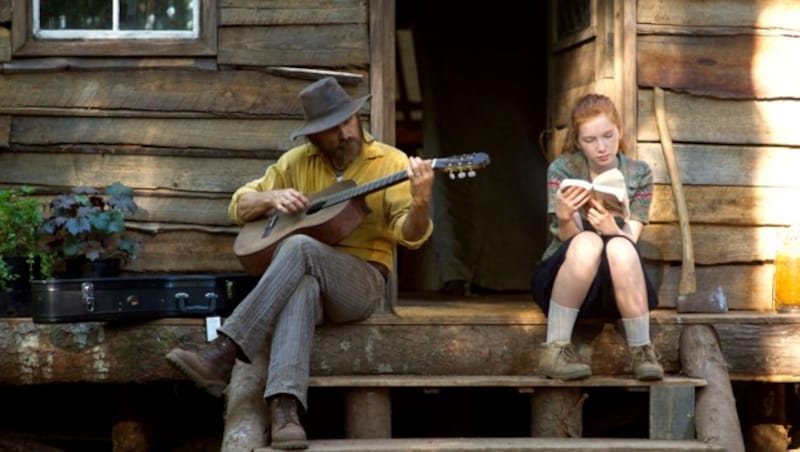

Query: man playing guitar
[166,76,434,450]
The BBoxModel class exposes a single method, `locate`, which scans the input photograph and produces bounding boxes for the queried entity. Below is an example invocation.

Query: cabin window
[12,0,217,56]
[34,0,199,39]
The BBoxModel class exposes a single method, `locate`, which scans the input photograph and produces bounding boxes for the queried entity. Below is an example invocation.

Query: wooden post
[530,388,585,437]
[344,387,392,438]
[680,324,745,452]
[221,347,270,452]
[649,385,695,439]
[112,420,152,452]
[112,388,153,452]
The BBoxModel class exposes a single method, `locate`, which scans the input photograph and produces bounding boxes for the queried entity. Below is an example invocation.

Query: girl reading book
[530,93,663,381]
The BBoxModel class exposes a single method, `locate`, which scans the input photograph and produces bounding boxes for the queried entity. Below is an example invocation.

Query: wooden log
[745,424,791,452]
[0,70,330,115]
[638,34,800,99]
[222,347,270,452]
[530,388,586,437]
[638,142,800,188]
[0,28,9,63]
[344,388,391,438]
[112,420,153,452]
[649,185,800,226]
[0,115,8,148]
[637,0,800,31]
[650,263,773,311]
[679,324,745,452]
[638,89,800,146]
[125,230,242,273]
[639,223,783,264]
[551,41,597,96]
[0,0,9,23]
[0,152,270,193]
[10,116,301,152]
[2,57,217,72]
[8,312,800,386]
[218,24,369,67]
[220,0,367,26]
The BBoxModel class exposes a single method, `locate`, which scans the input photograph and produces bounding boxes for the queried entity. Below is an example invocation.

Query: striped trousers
[220,234,387,409]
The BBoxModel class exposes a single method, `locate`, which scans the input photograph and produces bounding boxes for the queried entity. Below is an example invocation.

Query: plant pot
[0,256,41,316]
[62,257,122,279]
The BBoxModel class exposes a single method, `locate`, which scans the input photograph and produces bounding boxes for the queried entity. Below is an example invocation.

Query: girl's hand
[555,185,590,222]
[585,198,619,235]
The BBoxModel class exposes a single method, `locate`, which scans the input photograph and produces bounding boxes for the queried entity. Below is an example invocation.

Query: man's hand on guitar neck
[403,156,434,242]
[237,189,310,222]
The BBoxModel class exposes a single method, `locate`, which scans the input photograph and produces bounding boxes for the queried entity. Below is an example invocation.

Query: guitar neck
[320,170,409,207]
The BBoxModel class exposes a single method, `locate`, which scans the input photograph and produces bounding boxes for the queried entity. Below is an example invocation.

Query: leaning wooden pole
[221,347,270,452]
[680,324,744,452]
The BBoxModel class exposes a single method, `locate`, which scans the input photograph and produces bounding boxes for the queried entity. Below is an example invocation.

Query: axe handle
[654,87,696,296]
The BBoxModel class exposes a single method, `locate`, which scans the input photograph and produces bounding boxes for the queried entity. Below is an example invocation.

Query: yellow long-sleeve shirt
[228,138,433,272]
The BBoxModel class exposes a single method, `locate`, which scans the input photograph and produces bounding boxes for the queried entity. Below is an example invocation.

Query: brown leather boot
[165,335,238,397]
[269,394,308,450]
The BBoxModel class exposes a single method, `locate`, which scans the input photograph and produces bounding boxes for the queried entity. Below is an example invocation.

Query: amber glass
[774,227,800,311]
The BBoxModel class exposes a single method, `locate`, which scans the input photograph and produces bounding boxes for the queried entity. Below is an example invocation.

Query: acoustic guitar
[233,152,491,275]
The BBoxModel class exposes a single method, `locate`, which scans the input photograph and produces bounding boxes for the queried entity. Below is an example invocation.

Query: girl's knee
[567,232,604,261]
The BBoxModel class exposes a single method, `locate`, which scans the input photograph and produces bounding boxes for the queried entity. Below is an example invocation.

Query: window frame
[12,0,217,57]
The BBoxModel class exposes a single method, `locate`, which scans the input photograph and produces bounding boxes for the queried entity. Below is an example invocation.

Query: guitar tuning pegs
[449,172,456,180]
[457,172,466,179]
[467,170,476,177]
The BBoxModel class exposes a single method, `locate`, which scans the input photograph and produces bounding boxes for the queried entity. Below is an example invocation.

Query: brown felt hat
[290,77,371,141]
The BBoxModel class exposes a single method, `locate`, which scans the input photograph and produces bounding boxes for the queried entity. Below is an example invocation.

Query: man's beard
[327,133,362,165]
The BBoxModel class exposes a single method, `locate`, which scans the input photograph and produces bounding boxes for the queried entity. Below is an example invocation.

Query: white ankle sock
[546,301,579,343]
[622,313,651,347]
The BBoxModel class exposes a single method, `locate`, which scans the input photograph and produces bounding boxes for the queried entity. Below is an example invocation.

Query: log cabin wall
[0,0,376,274]
[635,0,800,311]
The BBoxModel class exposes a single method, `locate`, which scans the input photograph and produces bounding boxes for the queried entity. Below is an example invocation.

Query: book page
[559,169,629,220]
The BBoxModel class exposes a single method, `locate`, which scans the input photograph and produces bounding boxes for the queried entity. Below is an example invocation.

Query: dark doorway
[395,2,550,294]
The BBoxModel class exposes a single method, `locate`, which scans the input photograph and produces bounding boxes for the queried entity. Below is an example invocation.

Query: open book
[559,168,630,220]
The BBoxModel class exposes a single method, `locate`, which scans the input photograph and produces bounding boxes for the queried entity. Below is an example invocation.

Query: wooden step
[254,437,725,451]
[309,375,707,388]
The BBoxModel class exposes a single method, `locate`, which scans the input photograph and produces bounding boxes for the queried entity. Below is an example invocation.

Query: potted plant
[0,186,53,315]
[38,182,143,278]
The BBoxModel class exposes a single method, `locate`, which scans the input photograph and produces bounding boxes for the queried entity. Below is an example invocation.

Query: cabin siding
[0,0,371,275]
[637,0,800,311]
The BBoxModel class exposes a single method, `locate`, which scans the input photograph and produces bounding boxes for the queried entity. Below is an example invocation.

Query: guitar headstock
[432,152,491,180]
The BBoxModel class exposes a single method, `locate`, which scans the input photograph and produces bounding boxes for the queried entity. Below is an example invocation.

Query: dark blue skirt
[530,234,658,319]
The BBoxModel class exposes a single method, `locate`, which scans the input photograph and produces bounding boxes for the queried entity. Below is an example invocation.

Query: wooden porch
[0,292,794,450]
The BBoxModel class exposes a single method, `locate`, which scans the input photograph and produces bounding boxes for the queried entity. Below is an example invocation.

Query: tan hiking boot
[165,335,238,397]
[538,341,591,380]
[630,344,664,381]
[269,394,308,450]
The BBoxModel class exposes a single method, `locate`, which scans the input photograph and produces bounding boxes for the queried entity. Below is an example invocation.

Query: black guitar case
[31,273,259,323]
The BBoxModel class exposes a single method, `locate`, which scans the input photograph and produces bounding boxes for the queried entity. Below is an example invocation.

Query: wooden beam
[640,223,783,264]
[637,0,800,31]
[638,34,800,99]
[218,24,369,67]
[0,70,360,116]
[368,0,395,144]
[0,152,270,193]
[4,311,800,385]
[9,117,298,152]
[638,89,800,146]
[220,0,367,26]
